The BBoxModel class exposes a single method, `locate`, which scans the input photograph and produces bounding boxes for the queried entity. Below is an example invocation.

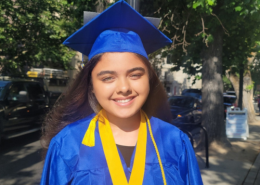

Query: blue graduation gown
[41,114,203,185]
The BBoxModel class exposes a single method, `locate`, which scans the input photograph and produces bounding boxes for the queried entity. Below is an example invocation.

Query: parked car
[168,96,202,127]
[223,94,237,118]
[47,91,62,108]
[225,91,236,97]
[0,79,60,143]
[181,89,202,100]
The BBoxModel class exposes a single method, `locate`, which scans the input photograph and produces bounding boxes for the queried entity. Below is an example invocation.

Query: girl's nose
[116,78,131,95]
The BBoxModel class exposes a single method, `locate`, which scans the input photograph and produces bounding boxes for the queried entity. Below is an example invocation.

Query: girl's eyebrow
[97,70,115,77]
[127,67,145,73]
[97,67,145,77]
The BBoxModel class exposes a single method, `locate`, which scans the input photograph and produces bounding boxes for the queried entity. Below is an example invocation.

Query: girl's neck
[105,110,140,146]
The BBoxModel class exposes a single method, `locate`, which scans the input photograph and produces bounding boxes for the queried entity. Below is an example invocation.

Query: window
[0,81,10,99]
[223,96,236,104]
[25,83,44,100]
[49,78,68,86]
[8,83,26,101]
[168,97,194,108]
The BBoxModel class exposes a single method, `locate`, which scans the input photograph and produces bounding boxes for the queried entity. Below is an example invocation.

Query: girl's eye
[130,73,142,79]
[102,77,114,82]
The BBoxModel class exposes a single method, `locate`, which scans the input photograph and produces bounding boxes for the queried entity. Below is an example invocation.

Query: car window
[25,83,45,100]
[168,97,194,108]
[223,96,236,104]
[226,91,236,96]
[0,81,10,99]
[0,87,5,97]
[182,92,201,99]
[195,100,202,109]
[8,83,26,101]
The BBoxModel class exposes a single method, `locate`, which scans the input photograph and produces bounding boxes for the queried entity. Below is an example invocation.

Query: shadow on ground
[0,131,43,185]
[196,115,260,185]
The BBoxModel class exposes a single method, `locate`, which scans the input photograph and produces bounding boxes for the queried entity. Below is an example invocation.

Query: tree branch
[211,13,229,36]
[195,17,209,47]
[170,13,191,54]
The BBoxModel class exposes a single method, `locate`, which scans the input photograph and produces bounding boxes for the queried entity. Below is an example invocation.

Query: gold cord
[142,110,167,185]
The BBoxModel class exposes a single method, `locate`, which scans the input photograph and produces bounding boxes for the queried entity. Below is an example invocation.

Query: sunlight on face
[91,52,150,119]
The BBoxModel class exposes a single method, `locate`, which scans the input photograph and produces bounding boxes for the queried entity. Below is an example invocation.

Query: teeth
[115,98,132,103]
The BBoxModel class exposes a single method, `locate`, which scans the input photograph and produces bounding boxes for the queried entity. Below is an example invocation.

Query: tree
[140,0,260,142]
[0,0,97,75]
[221,3,260,123]
[252,53,260,95]
[226,51,260,121]
[225,53,258,123]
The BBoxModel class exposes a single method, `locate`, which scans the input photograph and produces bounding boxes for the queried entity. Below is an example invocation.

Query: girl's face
[91,52,150,119]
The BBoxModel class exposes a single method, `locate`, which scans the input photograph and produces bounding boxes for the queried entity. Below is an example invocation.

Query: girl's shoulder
[150,116,185,141]
[150,116,192,157]
[50,113,96,148]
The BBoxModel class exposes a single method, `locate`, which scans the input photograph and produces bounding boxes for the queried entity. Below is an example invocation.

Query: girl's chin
[106,109,140,119]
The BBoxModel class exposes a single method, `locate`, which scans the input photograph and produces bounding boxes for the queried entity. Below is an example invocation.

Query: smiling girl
[40,1,203,185]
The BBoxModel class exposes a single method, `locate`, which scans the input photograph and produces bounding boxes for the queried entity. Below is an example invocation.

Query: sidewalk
[197,115,260,185]
[243,151,260,185]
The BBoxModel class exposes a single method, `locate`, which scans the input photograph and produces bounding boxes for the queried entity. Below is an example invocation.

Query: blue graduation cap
[63,0,172,60]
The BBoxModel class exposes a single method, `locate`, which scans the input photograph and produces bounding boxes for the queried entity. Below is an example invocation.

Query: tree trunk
[201,28,225,142]
[243,70,256,123]
[96,0,105,13]
[238,68,244,109]
[226,54,256,123]
[226,72,239,102]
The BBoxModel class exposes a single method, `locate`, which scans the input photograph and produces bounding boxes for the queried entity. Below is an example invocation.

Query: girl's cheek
[94,83,116,97]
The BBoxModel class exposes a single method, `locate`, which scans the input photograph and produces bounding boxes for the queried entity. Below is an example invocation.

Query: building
[153,55,201,96]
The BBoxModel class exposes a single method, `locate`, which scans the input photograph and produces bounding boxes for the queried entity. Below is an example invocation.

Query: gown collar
[77,116,165,176]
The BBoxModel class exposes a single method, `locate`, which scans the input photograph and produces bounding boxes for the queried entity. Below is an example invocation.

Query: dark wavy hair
[41,53,172,155]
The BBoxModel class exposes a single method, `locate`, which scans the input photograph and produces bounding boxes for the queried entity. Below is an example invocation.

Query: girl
[40,1,203,184]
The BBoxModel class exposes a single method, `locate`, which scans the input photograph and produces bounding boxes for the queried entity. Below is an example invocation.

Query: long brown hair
[41,53,171,154]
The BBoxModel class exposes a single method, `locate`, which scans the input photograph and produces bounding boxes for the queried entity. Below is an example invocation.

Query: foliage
[0,0,97,75]
[139,0,260,139]
[222,75,233,91]
[139,0,260,76]
[245,81,254,91]
[251,53,260,93]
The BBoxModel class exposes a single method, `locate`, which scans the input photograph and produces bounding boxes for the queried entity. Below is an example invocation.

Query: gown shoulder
[150,116,187,145]
[150,117,195,162]
[51,113,96,144]
[48,113,96,166]
[150,117,203,185]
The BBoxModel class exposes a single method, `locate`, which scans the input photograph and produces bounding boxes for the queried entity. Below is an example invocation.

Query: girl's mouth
[113,97,135,106]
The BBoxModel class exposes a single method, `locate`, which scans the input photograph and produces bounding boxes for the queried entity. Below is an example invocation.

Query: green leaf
[193,2,201,9]
[235,6,242,12]
[245,82,254,91]
[207,34,214,43]
[195,75,202,80]
[207,0,215,6]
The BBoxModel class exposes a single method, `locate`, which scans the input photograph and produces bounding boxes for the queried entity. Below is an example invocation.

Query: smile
[113,97,135,106]
[115,98,133,103]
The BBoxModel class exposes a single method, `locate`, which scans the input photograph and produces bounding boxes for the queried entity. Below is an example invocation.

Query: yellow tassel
[82,114,99,147]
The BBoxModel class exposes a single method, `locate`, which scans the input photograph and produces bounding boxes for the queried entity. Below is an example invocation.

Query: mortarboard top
[63,0,172,60]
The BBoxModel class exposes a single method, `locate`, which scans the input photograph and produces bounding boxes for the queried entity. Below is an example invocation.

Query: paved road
[0,131,43,185]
